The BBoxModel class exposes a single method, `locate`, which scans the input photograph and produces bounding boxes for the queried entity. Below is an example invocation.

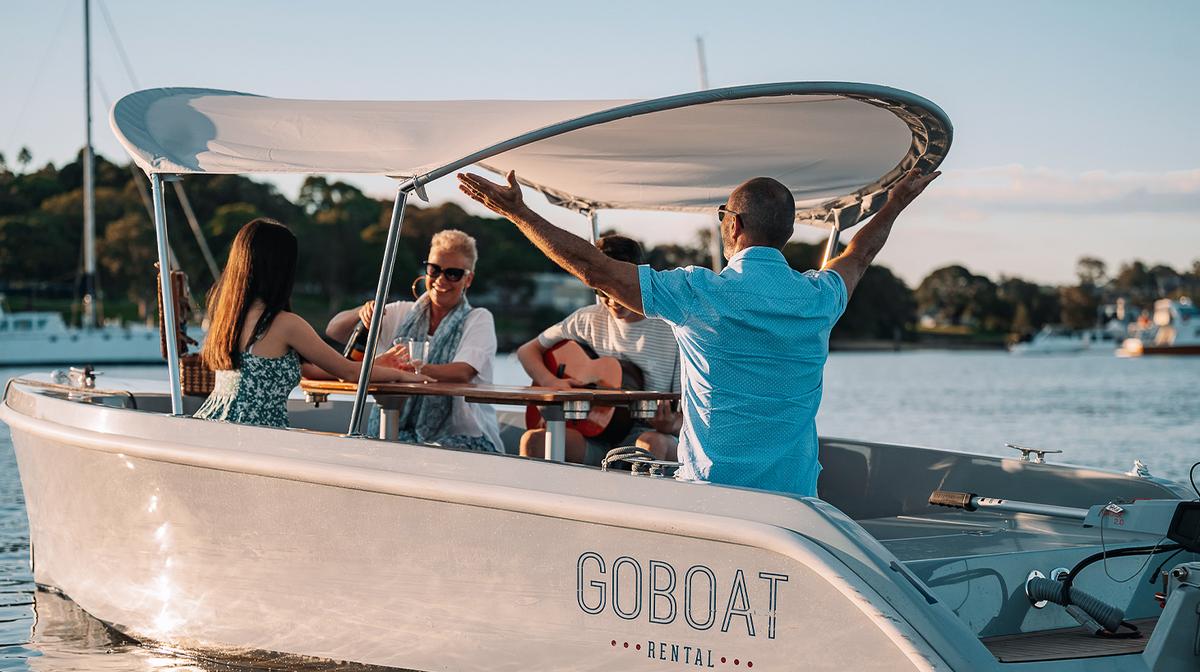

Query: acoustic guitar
[524,340,643,439]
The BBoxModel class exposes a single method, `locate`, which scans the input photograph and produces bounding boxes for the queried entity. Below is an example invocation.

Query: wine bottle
[342,320,369,361]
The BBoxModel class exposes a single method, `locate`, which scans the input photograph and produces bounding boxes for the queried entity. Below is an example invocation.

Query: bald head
[726,177,795,249]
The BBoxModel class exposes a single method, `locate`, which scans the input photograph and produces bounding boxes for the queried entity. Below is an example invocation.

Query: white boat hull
[6,379,1199,670]
[5,385,957,671]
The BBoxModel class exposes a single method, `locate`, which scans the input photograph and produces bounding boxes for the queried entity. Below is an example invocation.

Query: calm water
[0,352,1197,670]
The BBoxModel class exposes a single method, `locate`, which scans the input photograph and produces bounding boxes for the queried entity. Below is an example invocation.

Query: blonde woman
[327,230,501,452]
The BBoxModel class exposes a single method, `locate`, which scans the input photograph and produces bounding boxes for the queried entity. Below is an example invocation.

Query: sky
[2,0,1197,286]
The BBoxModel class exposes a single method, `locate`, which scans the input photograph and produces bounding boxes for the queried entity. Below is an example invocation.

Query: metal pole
[587,210,599,244]
[151,174,184,415]
[82,0,97,328]
[821,222,842,267]
[695,35,723,273]
[347,187,410,436]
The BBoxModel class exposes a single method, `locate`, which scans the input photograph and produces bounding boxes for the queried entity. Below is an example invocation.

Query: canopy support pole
[821,222,842,267]
[346,187,410,436]
[151,173,184,415]
[587,210,599,244]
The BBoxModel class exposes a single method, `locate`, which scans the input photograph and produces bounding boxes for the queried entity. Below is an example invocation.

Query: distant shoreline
[830,337,1006,352]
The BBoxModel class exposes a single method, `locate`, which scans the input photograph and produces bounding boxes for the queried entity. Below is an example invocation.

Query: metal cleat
[1005,443,1062,463]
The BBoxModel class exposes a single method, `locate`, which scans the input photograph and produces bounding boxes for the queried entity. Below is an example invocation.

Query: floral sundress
[193,347,301,428]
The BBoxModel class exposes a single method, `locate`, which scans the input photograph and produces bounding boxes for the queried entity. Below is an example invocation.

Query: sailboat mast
[82,0,97,328]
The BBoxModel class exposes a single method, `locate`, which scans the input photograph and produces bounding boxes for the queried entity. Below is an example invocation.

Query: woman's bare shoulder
[272,311,316,334]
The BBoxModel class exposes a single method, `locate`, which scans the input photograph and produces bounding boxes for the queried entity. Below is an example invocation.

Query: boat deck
[859,510,1159,562]
[981,617,1157,663]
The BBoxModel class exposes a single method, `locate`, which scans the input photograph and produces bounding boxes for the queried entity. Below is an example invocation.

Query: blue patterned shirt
[638,246,848,497]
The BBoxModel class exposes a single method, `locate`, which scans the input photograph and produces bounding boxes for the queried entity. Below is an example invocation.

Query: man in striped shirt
[517,235,681,465]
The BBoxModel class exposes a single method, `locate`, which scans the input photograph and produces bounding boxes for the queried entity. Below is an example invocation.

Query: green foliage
[0,211,79,282]
[4,150,1198,348]
[1058,285,1099,329]
[916,265,1002,330]
[996,276,1060,333]
[833,265,916,340]
[100,212,157,302]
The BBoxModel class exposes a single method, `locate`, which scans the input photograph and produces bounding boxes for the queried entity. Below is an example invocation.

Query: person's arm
[414,308,498,384]
[326,300,385,342]
[326,305,362,343]
[278,313,430,383]
[418,362,476,383]
[458,171,643,314]
[824,168,940,297]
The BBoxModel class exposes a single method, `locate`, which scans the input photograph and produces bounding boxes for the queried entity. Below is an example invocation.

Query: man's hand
[458,169,645,315]
[882,168,941,214]
[457,171,528,221]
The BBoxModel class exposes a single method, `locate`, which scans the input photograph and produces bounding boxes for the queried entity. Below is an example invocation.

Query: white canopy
[111,83,951,229]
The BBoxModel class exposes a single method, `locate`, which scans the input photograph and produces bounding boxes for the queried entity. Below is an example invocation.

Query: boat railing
[5,377,138,410]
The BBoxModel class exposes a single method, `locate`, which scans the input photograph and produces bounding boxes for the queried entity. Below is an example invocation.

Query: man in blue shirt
[458,169,939,496]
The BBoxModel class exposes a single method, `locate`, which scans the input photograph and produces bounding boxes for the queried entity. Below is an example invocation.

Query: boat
[1008,325,1119,355]
[7,83,1200,671]
[1119,298,1200,356]
[0,0,207,367]
[0,300,165,366]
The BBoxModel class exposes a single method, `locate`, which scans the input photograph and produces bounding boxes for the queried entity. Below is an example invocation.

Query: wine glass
[407,338,430,376]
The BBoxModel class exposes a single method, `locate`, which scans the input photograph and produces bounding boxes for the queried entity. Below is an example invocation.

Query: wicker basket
[181,353,216,397]
[157,266,215,397]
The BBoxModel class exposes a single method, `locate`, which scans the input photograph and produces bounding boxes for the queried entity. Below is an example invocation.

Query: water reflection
[24,590,215,671]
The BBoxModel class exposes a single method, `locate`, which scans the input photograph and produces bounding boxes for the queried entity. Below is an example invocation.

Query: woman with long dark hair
[195,218,429,428]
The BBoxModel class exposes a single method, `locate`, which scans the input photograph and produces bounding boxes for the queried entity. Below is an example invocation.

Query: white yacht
[0,301,166,366]
[1009,325,1119,355]
[6,83,1200,671]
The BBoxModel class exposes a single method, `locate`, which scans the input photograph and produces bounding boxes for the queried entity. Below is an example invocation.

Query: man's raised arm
[825,168,940,297]
[458,171,644,314]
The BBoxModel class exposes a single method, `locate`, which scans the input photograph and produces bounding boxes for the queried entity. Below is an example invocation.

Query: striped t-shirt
[537,304,680,393]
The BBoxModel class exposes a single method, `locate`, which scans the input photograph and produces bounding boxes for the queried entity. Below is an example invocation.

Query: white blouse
[379,300,503,453]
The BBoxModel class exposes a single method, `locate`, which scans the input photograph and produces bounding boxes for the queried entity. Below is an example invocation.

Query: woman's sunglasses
[423,261,469,282]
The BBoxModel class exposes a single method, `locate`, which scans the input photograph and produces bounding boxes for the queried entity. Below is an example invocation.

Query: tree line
[2,150,1196,347]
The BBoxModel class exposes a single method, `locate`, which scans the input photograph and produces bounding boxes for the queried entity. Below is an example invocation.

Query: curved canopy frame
[112,82,951,231]
[113,82,952,433]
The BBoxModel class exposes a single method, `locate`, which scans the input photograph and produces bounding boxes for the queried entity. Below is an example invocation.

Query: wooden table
[299,379,679,462]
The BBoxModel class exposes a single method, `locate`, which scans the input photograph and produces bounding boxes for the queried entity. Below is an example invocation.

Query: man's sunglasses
[423,261,469,282]
[716,204,742,223]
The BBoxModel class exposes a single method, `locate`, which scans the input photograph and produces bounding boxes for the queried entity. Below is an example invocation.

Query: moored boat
[1008,325,1119,355]
[0,302,170,366]
[1119,299,1200,356]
